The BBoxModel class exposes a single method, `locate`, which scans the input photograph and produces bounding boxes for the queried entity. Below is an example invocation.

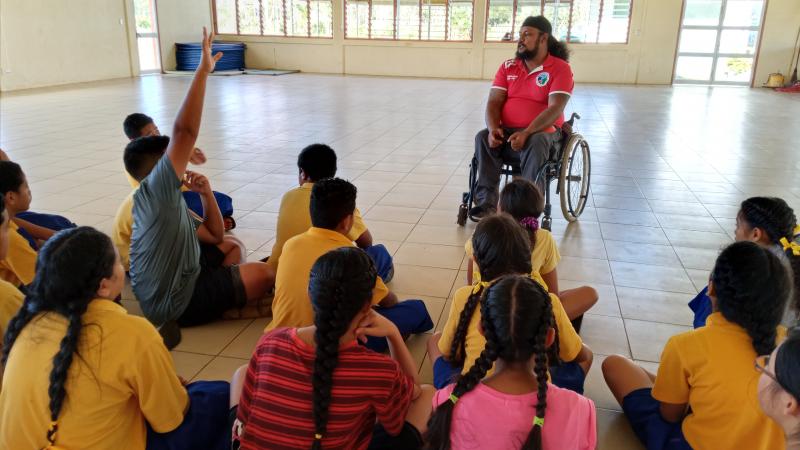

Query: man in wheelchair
[470,15,574,220]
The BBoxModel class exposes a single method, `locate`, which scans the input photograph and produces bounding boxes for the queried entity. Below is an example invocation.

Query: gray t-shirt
[129,156,201,324]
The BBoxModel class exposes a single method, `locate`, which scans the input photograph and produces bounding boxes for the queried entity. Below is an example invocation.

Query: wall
[155,0,213,71]
[216,0,800,85]
[754,0,800,85]
[0,0,134,91]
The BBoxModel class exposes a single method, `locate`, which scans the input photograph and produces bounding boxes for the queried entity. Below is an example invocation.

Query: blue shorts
[146,381,231,450]
[364,300,433,353]
[365,244,394,283]
[622,388,691,450]
[688,287,712,329]
[15,211,76,250]
[182,191,234,218]
[433,356,462,389]
[549,361,586,395]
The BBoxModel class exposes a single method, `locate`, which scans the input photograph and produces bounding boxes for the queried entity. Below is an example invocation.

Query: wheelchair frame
[456,113,591,230]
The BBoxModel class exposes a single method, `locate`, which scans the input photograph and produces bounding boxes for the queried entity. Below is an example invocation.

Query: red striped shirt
[237,328,415,450]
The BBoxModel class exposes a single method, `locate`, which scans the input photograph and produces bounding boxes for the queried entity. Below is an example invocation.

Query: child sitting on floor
[127,29,274,347]
[466,179,597,331]
[0,161,47,286]
[426,275,597,450]
[268,143,394,281]
[123,112,236,231]
[266,178,432,353]
[232,247,434,449]
[431,213,593,393]
[757,328,800,450]
[114,135,247,273]
[0,226,232,450]
[0,149,76,249]
[689,196,799,328]
[603,241,792,450]
[0,195,25,389]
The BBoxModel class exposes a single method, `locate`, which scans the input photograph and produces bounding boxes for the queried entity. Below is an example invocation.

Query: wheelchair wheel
[559,133,591,222]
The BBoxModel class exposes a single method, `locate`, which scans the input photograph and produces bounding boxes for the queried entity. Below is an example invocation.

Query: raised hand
[190,147,207,165]
[198,27,223,74]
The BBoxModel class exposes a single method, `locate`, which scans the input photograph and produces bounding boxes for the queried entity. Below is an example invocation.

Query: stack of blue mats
[175,42,246,71]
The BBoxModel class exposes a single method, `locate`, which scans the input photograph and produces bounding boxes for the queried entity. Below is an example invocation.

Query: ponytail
[447,284,486,365]
[547,35,570,62]
[499,180,544,252]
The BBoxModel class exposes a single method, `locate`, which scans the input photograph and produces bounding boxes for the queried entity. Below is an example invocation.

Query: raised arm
[167,27,223,178]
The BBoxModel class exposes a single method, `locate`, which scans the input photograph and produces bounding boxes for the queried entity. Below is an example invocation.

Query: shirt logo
[507,74,518,81]
[536,72,550,87]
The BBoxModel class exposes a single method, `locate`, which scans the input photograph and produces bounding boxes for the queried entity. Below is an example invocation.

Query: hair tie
[533,416,545,428]
[314,433,323,440]
[793,225,800,238]
[471,281,490,295]
[46,421,58,444]
[520,217,540,231]
[780,237,800,256]
[449,393,459,404]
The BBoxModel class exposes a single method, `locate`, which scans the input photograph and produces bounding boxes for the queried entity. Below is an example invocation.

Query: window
[213,0,333,37]
[344,0,474,40]
[485,0,631,43]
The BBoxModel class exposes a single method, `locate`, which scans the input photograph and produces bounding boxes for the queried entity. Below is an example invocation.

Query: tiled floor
[3,73,800,448]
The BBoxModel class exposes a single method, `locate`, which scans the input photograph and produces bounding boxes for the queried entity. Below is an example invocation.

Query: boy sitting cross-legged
[267,143,394,281]
[127,29,274,348]
[122,112,236,231]
[266,177,432,352]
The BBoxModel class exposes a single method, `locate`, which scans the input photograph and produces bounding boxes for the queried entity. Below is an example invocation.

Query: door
[134,0,162,73]
[673,0,765,85]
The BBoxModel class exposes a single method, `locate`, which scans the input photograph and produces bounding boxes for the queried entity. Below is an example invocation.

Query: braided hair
[427,275,558,450]
[739,197,800,317]
[499,179,545,250]
[712,241,791,355]
[448,214,532,365]
[1,227,116,444]
[308,247,378,449]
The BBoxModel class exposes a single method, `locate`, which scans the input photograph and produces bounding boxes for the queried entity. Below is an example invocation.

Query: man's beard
[516,41,540,60]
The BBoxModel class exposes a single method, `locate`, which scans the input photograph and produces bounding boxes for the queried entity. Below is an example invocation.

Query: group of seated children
[1,27,799,450]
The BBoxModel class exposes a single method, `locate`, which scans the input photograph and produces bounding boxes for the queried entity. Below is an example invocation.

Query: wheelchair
[456,113,591,231]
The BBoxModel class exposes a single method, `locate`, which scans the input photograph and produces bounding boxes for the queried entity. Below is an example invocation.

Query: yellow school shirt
[438,283,582,375]
[266,227,387,331]
[113,190,135,272]
[652,312,786,450]
[267,183,368,271]
[465,228,560,290]
[0,299,188,450]
[0,280,23,337]
[0,221,37,286]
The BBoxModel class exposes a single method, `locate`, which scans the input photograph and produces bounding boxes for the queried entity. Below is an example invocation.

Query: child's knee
[601,354,629,377]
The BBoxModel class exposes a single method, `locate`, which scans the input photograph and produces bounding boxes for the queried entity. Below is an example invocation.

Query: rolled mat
[175,42,246,71]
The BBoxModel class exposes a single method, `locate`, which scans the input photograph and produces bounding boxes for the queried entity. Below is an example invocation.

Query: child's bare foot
[426,332,443,365]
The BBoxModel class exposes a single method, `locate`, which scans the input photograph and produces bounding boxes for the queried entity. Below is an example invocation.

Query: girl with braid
[426,275,597,450]
[465,179,597,331]
[603,241,792,450]
[0,226,233,450]
[430,213,592,392]
[232,247,434,450]
[689,196,800,328]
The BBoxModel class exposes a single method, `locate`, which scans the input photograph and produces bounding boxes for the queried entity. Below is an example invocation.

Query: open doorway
[134,0,162,73]
[673,0,766,86]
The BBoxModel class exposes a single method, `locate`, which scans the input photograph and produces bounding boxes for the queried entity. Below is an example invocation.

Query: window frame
[483,0,634,44]
[343,0,476,42]
[212,0,335,39]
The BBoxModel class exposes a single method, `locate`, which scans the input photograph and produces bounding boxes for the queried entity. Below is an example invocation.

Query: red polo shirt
[492,54,574,130]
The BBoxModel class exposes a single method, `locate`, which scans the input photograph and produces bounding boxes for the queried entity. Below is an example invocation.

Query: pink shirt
[433,382,596,450]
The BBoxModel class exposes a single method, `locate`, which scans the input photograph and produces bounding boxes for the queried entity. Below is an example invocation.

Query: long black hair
[547,35,570,62]
[712,241,791,355]
[739,197,800,317]
[774,328,800,401]
[427,275,559,450]
[448,214,532,365]
[1,226,116,444]
[308,247,378,449]
[499,179,545,250]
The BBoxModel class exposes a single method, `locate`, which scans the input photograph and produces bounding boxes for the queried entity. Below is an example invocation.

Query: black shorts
[178,243,247,327]
[369,422,423,450]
